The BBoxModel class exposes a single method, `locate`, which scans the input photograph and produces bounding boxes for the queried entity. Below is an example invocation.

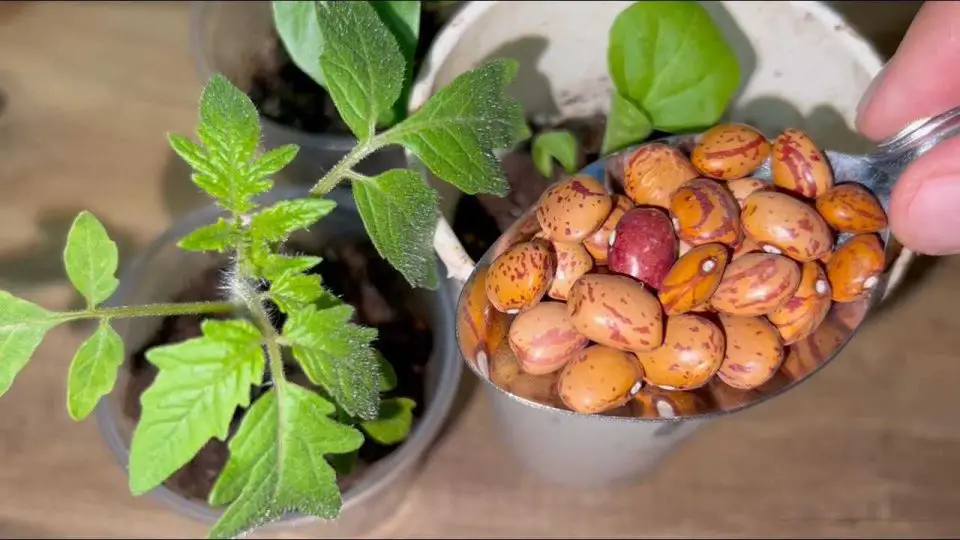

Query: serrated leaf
[314,0,405,140]
[248,144,299,182]
[283,304,380,420]
[268,271,325,313]
[601,92,653,156]
[207,385,364,539]
[128,319,266,495]
[360,397,416,445]
[532,130,580,177]
[63,211,119,308]
[382,59,528,196]
[66,320,123,421]
[174,75,274,213]
[273,1,327,89]
[178,218,238,253]
[376,352,397,392]
[250,198,337,243]
[257,253,322,282]
[353,169,439,289]
[0,291,59,397]
[198,74,261,163]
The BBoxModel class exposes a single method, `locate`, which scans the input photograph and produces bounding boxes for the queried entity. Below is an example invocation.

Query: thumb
[887,137,960,256]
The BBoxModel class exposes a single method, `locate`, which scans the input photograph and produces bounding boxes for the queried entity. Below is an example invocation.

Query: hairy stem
[55,301,236,322]
[310,136,385,196]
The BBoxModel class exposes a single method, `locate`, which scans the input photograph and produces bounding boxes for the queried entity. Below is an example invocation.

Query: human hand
[856,1,960,255]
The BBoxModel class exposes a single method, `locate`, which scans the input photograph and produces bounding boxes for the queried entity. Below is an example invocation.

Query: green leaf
[268,271,325,314]
[128,319,266,495]
[273,1,327,88]
[66,320,123,421]
[249,198,337,243]
[178,218,238,253]
[532,130,580,177]
[63,211,119,308]
[207,385,364,539]
[376,351,397,392]
[601,92,654,156]
[283,304,380,420]
[382,59,528,196]
[360,397,416,445]
[353,169,439,289]
[249,144,299,182]
[198,73,262,163]
[173,75,273,214]
[257,253,321,283]
[607,1,740,132]
[314,0,406,140]
[370,0,421,127]
[0,291,59,397]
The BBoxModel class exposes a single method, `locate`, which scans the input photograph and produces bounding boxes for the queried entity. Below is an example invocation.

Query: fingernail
[857,61,891,119]
[905,174,960,255]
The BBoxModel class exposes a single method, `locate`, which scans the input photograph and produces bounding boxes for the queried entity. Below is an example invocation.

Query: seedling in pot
[0,2,525,539]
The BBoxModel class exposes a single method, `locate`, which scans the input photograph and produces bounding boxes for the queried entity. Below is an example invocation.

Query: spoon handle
[869,105,960,179]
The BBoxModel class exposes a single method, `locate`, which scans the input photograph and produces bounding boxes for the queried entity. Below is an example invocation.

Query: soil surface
[123,240,434,502]
[247,2,451,135]
[454,115,607,261]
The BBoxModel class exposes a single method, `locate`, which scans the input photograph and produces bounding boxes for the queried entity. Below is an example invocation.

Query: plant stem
[310,136,385,196]
[56,301,236,322]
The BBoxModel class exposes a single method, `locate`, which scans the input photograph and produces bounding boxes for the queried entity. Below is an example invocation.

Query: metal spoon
[460,105,960,420]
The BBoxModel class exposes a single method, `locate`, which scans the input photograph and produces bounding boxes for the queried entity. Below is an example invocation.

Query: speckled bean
[815,183,888,234]
[558,345,644,414]
[670,178,741,246]
[767,261,832,344]
[771,128,834,198]
[485,239,555,313]
[691,124,771,181]
[658,243,728,316]
[623,143,699,209]
[826,233,885,303]
[537,175,612,242]
[567,273,664,352]
[508,301,589,375]
[634,314,725,390]
[742,191,833,262]
[716,314,784,390]
[711,252,801,317]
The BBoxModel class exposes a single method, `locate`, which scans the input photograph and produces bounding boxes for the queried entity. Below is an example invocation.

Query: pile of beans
[458,124,888,417]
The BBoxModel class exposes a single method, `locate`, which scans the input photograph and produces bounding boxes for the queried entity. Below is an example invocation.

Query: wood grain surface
[1,2,958,538]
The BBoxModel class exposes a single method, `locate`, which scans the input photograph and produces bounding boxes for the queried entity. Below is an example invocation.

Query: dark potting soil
[453,115,608,261]
[247,3,450,135]
[122,240,434,502]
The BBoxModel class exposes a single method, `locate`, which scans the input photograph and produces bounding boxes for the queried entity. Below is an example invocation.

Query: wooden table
[3,2,960,538]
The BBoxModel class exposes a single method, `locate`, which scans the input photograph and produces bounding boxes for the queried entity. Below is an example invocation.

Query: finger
[887,137,960,255]
[856,1,960,141]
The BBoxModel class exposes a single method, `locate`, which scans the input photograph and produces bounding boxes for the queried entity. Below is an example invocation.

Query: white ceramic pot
[412,0,915,490]
[413,0,913,297]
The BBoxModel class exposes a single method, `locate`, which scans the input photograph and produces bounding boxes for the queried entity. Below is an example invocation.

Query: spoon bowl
[456,106,960,420]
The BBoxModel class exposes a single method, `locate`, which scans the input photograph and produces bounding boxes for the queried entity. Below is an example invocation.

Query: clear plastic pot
[188,1,407,185]
[94,186,461,536]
